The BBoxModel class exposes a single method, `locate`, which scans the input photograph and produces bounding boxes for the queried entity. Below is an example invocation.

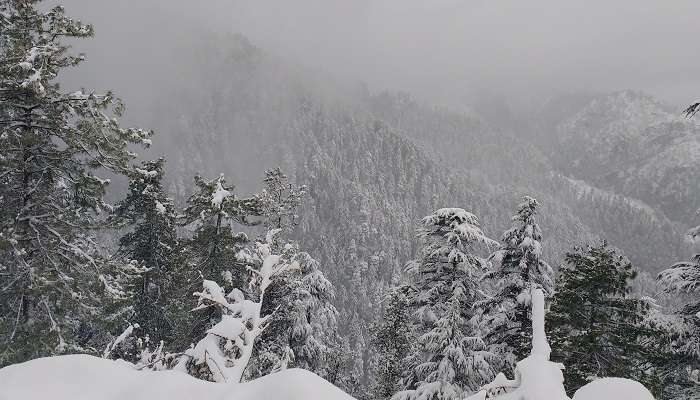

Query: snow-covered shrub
[174,230,300,383]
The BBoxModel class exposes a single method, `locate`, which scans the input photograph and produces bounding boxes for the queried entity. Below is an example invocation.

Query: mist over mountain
[3,2,700,399]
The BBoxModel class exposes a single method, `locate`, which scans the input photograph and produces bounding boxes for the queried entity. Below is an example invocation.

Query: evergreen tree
[370,286,414,400]
[173,173,261,346]
[110,158,177,346]
[657,253,700,399]
[394,208,498,400]
[248,247,338,379]
[548,242,661,395]
[482,196,554,366]
[257,167,306,232]
[174,229,299,383]
[249,168,338,379]
[0,1,151,365]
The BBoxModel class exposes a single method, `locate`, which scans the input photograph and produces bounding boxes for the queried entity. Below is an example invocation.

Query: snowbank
[573,378,654,400]
[0,354,355,400]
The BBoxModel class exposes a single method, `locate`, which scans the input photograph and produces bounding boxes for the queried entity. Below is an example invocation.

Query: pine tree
[394,208,498,400]
[173,173,261,346]
[110,158,177,346]
[482,196,554,366]
[548,242,660,395]
[248,247,339,379]
[248,168,338,379]
[370,286,414,400]
[175,229,302,383]
[657,253,700,399]
[257,167,306,232]
[0,1,151,365]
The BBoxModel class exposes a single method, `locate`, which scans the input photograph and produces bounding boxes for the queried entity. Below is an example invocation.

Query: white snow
[134,168,157,178]
[572,378,654,400]
[102,323,139,358]
[468,289,568,400]
[211,179,231,208]
[154,200,166,214]
[0,354,356,400]
[530,289,551,359]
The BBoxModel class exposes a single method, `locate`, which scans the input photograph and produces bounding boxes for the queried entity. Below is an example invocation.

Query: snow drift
[0,354,356,400]
[572,377,655,400]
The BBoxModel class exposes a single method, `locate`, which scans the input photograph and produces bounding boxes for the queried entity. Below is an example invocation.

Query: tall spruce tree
[110,158,177,346]
[483,196,553,370]
[657,253,700,399]
[370,286,415,400]
[257,167,306,232]
[549,242,661,395]
[394,208,498,400]
[250,168,338,379]
[173,173,261,346]
[482,196,554,366]
[0,1,151,365]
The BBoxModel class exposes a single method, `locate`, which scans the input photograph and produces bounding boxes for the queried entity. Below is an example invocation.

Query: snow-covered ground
[572,377,655,400]
[0,355,356,400]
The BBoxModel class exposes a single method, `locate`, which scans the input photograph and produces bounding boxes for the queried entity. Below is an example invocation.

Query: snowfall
[0,290,656,400]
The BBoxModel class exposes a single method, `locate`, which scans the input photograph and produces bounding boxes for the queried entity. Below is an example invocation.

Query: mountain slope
[553,90,700,222]
[139,34,690,394]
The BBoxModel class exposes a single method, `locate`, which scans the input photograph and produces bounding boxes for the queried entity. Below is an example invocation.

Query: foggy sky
[60,0,699,115]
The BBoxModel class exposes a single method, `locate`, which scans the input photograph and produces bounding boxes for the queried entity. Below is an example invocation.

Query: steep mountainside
[141,34,691,393]
[552,90,700,222]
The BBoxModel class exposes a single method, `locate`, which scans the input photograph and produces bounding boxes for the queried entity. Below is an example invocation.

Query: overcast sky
[60,0,699,113]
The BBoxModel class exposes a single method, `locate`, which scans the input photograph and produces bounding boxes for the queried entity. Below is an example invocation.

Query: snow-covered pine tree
[248,169,339,379]
[657,252,700,399]
[481,196,554,367]
[369,286,415,400]
[172,173,262,345]
[257,167,306,232]
[110,158,177,346]
[174,229,300,383]
[247,246,339,379]
[181,173,261,283]
[284,251,338,375]
[0,1,151,365]
[548,242,661,395]
[394,208,498,400]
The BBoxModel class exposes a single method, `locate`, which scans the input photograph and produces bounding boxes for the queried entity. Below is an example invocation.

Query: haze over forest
[2,2,700,400]
[60,0,700,117]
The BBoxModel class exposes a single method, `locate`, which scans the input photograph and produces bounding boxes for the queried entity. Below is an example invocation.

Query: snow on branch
[176,229,299,383]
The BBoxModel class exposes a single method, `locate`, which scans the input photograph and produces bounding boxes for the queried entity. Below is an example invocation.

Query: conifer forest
[1,1,699,400]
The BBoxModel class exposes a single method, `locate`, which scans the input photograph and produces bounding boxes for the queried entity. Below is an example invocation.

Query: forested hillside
[3,2,700,399]
[138,33,693,393]
[550,90,700,223]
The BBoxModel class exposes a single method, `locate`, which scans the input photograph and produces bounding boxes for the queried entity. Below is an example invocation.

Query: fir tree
[482,196,554,365]
[0,1,151,365]
[548,242,661,395]
[257,167,306,232]
[657,253,700,399]
[174,229,299,383]
[172,173,261,346]
[110,158,177,346]
[395,208,498,400]
[249,169,338,379]
[370,286,414,400]
[248,247,338,379]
